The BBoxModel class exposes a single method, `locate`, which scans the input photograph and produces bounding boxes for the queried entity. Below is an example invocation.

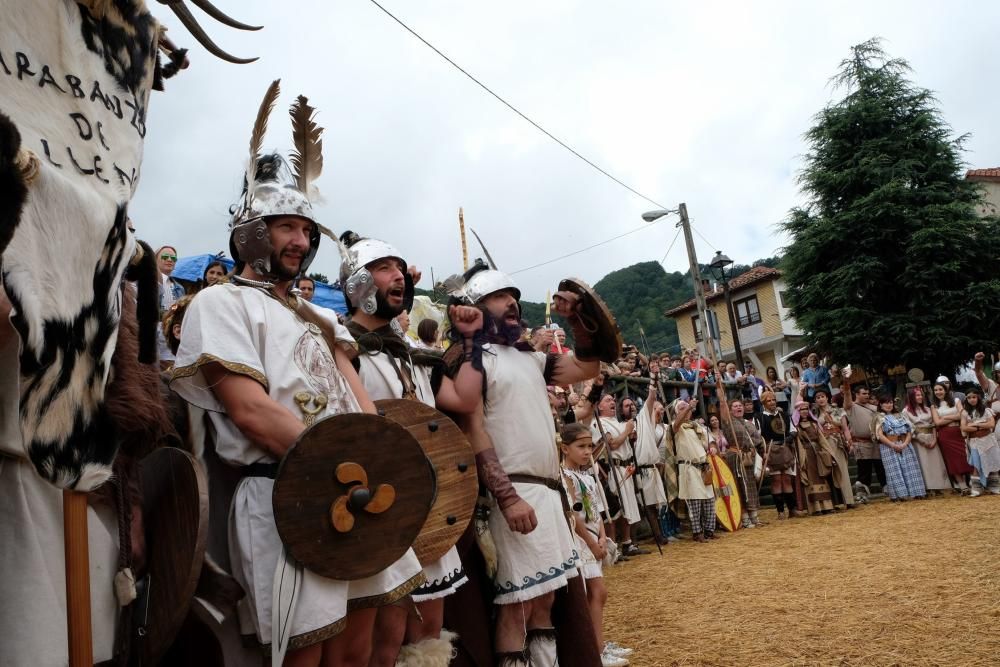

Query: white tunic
[674,421,715,501]
[590,416,641,523]
[480,344,579,604]
[634,407,668,507]
[355,346,467,602]
[562,467,606,580]
[170,284,423,651]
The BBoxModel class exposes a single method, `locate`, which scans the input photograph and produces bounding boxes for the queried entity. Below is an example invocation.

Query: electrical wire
[365,0,671,211]
[509,217,669,275]
[691,222,718,252]
[659,227,682,265]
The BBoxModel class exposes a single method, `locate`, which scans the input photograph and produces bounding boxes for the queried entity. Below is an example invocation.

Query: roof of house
[966,168,1000,182]
[664,266,782,317]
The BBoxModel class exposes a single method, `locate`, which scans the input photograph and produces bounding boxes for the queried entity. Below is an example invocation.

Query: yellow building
[665,266,804,373]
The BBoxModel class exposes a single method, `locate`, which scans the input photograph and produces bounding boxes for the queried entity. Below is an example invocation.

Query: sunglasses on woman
[160,254,177,261]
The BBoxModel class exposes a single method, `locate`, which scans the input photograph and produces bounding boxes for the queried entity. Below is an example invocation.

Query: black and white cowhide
[0,0,159,490]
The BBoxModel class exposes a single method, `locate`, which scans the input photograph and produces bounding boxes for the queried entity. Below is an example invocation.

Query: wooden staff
[458,207,469,272]
[64,489,93,666]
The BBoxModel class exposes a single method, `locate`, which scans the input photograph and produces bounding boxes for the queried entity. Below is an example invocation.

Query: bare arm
[551,354,601,386]
[202,364,305,458]
[434,365,483,414]
[842,385,853,410]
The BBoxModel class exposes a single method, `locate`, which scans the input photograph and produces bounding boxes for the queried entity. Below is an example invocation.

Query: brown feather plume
[245,79,281,208]
[289,95,324,198]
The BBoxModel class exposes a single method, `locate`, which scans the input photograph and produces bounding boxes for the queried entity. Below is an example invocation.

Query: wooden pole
[458,207,469,272]
[63,489,93,667]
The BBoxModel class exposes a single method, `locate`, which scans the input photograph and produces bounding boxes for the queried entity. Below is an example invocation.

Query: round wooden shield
[375,399,478,566]
[557,277,623,363]
[273,413,434,580]
[139,447,209,666]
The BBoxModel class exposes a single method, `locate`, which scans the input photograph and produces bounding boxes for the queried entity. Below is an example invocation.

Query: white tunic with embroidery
[590,417,641,523]
[356,347,467,602]
[170,284,423,651]
[480,344,579,604]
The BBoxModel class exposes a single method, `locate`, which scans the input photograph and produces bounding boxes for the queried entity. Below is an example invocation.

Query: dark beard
[373,290,405,320]
[482,308,523,346]
[269,251,301,281]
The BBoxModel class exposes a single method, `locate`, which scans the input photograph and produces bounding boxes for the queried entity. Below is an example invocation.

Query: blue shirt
[802,365,830,398]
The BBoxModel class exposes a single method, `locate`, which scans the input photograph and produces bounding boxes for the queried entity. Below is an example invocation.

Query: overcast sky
[133,0,1000,301]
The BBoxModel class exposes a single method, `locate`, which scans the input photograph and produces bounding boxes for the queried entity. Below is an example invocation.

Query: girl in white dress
[959,387,1000,496]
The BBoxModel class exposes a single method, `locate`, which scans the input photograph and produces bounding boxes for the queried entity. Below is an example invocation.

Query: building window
[778,290,788,308]
[734,295,761,328]
[691,315,703,342]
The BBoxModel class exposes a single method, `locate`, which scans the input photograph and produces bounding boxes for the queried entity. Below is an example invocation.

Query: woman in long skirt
[792,400,836,514]
[903,386,952,494]
[959,387,1000,496]
[813,389,855,508]
[875,393,926,501]
[931,382,974,491]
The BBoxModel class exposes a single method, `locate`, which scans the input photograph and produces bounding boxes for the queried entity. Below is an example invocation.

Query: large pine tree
[781,39,1000,377]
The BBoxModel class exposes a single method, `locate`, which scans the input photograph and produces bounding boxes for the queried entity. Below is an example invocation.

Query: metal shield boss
[138,447,209,665]
[374,399,478,566]
[557,277,623,363]
[272,413,434,580]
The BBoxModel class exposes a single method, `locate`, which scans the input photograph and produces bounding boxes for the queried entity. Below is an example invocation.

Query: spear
[458,207,469,272]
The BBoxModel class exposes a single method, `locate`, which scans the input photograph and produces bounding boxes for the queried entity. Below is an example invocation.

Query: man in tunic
[336,231,482,666]
[170,152,424,666]
[633,377,668,546]
[671,397,717,542]
[843,384,886,493]
[715,382,764,528]
[446,263,604,666]
[589,393,643,556]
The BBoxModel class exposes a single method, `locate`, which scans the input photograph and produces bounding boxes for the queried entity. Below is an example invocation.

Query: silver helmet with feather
[230,79,329,278]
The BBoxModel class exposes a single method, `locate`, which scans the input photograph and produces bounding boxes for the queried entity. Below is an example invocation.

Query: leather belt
[509,473,570,512]
[677,459,706,466]
[241,462,280,479]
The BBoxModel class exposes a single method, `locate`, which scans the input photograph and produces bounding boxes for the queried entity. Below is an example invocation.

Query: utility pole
[678,203,715,359]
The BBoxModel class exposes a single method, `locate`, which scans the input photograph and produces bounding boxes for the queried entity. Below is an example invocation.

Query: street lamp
[709,250,745,370]
[641,209,673,223]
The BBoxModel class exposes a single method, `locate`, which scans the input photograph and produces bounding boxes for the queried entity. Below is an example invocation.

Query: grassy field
[603,494,1000,666]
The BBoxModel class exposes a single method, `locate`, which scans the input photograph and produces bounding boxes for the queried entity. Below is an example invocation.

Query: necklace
[232,275,275,289]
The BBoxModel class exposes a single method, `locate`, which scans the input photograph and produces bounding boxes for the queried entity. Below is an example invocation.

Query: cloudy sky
[134,0,1000,301]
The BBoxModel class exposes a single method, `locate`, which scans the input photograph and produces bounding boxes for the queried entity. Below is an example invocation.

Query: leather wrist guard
[475,448,521,510]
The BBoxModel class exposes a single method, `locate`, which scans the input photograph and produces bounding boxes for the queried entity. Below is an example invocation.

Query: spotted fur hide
[0,1,159,490]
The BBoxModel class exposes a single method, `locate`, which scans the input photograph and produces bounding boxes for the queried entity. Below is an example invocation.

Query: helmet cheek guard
[344,269,378,315]
[231,218,275,275]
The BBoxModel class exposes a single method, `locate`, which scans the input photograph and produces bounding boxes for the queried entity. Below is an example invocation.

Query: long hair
[963,386,987,419]
[932,382,955,409]
[905,386,929,416]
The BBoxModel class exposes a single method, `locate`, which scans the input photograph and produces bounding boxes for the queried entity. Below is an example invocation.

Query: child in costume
[560,423,633,667]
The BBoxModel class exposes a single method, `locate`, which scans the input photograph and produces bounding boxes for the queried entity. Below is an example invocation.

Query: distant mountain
[416,255,782,353]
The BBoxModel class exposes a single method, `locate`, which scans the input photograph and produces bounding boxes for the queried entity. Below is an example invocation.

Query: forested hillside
[418,256,781,353]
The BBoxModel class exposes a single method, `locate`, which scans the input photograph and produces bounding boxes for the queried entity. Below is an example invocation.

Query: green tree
[781,39,1000,376]
[307,271,329,284]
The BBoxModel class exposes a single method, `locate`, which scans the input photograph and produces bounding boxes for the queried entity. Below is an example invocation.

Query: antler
[158,0,260,64]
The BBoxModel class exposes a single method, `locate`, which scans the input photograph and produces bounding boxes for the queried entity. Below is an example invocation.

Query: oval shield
[557,277,623,363]
[139,447,209,666]
[375,399,478,566]
[272,413,434,580]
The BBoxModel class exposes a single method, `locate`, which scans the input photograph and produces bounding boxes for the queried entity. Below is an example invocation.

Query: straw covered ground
[602,494,1000,666]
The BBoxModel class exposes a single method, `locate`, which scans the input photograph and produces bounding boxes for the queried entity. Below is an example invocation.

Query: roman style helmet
[338,231,413,315]
[447,259,521,306]
[229,79,329,279]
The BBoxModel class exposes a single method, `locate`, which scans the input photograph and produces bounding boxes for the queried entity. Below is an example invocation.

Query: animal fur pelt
[105,282,175,459]
[0,113,27,260]
[394,630,458,667]
[124,239,160,364]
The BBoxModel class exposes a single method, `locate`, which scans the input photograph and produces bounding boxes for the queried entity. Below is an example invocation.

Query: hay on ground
[602,495,1000,666]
